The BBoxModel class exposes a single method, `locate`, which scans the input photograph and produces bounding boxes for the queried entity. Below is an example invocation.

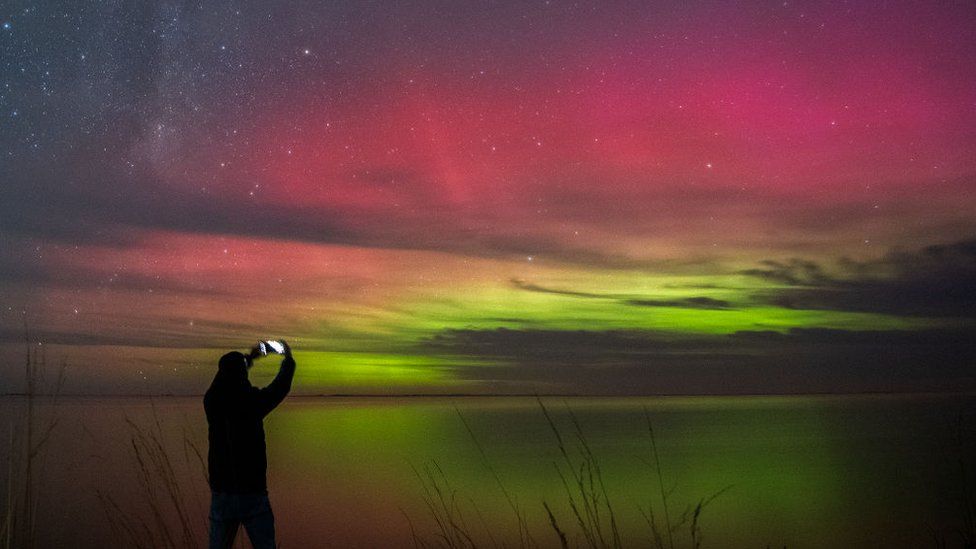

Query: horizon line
[2,389,974,399]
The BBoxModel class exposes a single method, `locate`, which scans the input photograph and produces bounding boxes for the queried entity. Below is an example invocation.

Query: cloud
[740,258,835,286]
[419,326,976,394]
[742,239,976,317]
[510,279,607,299]
[510,278,734,309]
[624,297,732,309]
[1,155,710,275]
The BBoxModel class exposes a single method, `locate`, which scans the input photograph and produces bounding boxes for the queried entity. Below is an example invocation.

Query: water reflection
[1,394,972,548]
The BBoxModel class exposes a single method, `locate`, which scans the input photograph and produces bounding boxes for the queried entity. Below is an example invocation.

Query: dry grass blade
[402,507,426,549]
[537,398,622,549]
[411,460,477,549]
[3,423,14,549]
[455,407,536,548]
[95,408,209,549]
[1,321,67,548]
[643,407,674,549]
[467,497,500,548]
[97,489,154,549]
[543,501,569,549]
[951,414,975,548]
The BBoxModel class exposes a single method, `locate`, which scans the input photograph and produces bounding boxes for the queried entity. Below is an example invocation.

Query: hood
[209,351,250,392]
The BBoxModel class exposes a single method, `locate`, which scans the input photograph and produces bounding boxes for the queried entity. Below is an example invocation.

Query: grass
[537,399,622,549]
[3,387,973,547]
[0,330,212,549]
[407,408,538,549]
[638,407,732,549]
[96,401,211,549]
[930,413,976,549]
[406,398,731,549]
[1,325,66,549]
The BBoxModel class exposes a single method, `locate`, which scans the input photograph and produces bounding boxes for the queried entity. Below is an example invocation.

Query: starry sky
[1,1,975,395]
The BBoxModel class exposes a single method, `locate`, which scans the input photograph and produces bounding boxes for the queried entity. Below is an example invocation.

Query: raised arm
[253,343,296,417]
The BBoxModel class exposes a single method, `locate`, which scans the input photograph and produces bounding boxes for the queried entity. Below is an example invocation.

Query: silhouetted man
[204,341,296,549]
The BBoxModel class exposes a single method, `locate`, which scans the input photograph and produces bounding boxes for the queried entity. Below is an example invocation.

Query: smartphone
[258,340,286,355]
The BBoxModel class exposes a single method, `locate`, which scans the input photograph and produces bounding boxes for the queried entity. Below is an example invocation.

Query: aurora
[1,1,974,395]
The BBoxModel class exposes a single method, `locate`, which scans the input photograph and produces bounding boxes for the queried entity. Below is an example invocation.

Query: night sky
[1,1,974,395]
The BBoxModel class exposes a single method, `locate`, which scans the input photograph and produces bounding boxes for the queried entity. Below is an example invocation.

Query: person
[204,341,296,549]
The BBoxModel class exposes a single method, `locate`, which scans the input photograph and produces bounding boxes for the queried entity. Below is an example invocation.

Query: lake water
[1,394,974,548]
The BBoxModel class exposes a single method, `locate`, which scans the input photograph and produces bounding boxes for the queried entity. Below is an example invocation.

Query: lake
[1,394,974,548]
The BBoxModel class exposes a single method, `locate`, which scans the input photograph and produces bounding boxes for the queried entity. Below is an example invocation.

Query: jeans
[209,491,276,549]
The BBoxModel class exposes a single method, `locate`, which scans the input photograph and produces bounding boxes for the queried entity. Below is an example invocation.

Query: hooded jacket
[204,351,295,494]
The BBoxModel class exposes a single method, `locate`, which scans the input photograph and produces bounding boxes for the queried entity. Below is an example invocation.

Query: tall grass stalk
[538,398,621,549]
[409,399,731,548]
[953,414,975,548]
[644,408,674,549]
[411,460,478,548]
[408,409,540,549]
[97,401,209,549]
[0,323,65,548]
[3,423,13,549]
[456,407,537,548]
[23,328,34,549]
[538,399,730,549]
[638,407,732,549]
[930,414,975,549]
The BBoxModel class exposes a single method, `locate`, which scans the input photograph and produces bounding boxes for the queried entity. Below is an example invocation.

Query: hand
[279,340,292,357]
[248,345,263,360]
